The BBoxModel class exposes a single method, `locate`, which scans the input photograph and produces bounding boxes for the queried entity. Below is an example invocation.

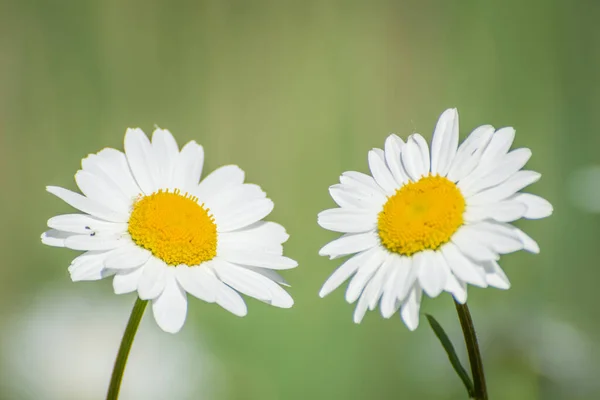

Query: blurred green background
[0,0,598,399]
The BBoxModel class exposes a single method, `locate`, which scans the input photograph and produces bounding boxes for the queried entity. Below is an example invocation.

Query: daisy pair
[42,108,551,335]
[318,108,552,330]
[42,128,296,333]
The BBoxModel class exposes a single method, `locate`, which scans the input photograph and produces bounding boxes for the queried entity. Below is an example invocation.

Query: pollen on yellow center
[377,175,465,256]
[128,189,217,266]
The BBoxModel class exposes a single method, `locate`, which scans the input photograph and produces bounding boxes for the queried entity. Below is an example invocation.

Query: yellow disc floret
[128,189,217,266]
[377,175,465,256]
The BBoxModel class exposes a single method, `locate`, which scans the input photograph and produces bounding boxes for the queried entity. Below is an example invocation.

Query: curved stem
[106,297,148,400]
[454,301,488,400]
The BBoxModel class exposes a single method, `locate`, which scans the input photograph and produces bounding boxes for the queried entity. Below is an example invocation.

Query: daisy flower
[42,128,297,333]
[317,109,552,330]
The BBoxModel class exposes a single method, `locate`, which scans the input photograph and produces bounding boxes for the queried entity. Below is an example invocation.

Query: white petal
[103,244,151,269]
[219,250,297,270]
[212,260,272,302]
[328,184,365,209]
[97,268,117,280]
[485,147,531,184]
[175,264,218,302]
[262,284,294,308]
[218,221,288,255]
[214,261,294,308]
[75,170,131,214]
[340,171,386,194]
[440,242,487,287]
[328,184,387,210]
[244,266,289,287]
[46,186,128,222]
[413,134,431,173]
[459,148,532,196]
[240,270,294,308]
[477,127,515,167]
[64,234,127,251]
[214,199,274,232]
[393,255,415,301]
[152,128,180,188]
[353,290,370,324]
[351,247,387,323]
[380,260,401,318]
[69,250,111,281]
[41,229,74,247]
[464,201,527,223]
[368,150,397,195]
[481,260,511,289]
[137,257,167,300]
[366,254,395,310]
[513,227,540,253]
[372,147,385,161]
[317,208,377,233]
[222,221,288,244]
[466,222,524,254]
[69,250,107,273]
[319,250,371,298]
[152,271,188,333]
[48,214,127,234]
[353,276,383,323]
[402,134,429,181]
[451,226,499,262]
[171,141,205,192]
[112,266,144,294]
[318,231,379,259]
[430,108,459,176]
[345,248,386,303]
[214,281,248,316]
[124,128,159,195]
[447,125,495,182]
[467,171,541,206]
[511,193,553,219]
[416,250,446,297]
[436,251,467,304]
[400,284,422,331]
[82,149,141,199]
[218,232,282,256]
[195,165,244,202]
[444,272,467,304]
[204,184,266,216]
[384,134,408,185]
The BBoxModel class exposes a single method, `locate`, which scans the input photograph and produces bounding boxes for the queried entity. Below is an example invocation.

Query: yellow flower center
[377,175,465,256]
[128,189,217,266]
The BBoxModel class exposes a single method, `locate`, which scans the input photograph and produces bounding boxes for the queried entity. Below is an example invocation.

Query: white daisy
[42,128,297,333]
[317,108,552,330]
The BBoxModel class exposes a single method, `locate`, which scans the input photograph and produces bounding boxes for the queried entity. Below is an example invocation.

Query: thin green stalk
[454,301,488,400]
[425,314,474,397]
[106,297,148,400]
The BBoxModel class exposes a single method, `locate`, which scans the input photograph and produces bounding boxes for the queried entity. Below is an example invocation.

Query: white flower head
[317,109,552,330]
[42,128,297,333]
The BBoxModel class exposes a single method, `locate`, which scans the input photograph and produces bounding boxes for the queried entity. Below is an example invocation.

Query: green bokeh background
[1,1,598,399]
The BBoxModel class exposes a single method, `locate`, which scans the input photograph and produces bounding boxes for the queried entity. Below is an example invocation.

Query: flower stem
[454,301,488,400]
[106,297,148,400]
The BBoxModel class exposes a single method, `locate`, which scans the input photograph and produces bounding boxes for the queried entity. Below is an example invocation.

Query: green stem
[425,314,474,397]
[106,297,148,400]
[454,301,488,400]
